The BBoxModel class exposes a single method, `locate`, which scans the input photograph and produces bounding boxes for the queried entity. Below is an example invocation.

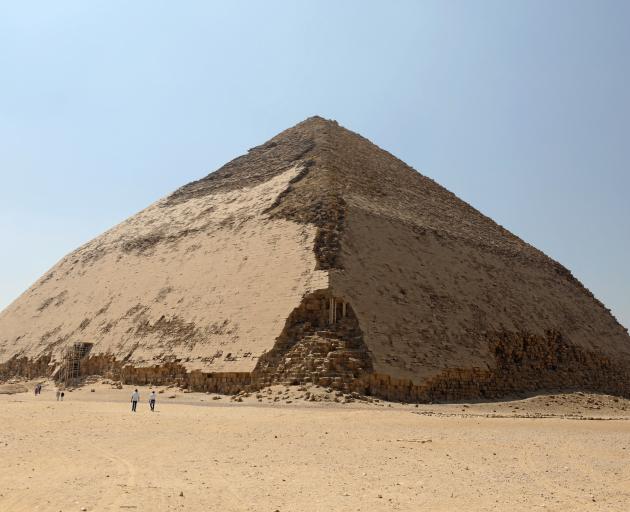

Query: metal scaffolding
[62,342,93,385]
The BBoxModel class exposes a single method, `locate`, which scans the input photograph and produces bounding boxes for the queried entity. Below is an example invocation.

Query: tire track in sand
[92,445,143,511]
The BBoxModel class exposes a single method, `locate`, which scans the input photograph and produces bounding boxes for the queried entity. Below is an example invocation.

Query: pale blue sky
[0,1,628,328]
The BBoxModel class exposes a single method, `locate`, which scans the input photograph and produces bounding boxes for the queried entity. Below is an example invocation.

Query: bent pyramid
[1,117,629,400]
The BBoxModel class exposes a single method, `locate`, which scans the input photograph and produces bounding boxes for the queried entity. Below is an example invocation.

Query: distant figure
[34,384,38,396]
[149,390,156,411]
[131,389,140,412]
[60,391,65,401]
[56,389,61,401]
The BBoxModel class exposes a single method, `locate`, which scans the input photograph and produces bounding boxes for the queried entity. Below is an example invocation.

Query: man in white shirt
[149,390,156,411]
[131,389,140,412]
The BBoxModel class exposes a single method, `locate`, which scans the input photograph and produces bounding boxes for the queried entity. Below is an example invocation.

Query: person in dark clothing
[149,390,156,411]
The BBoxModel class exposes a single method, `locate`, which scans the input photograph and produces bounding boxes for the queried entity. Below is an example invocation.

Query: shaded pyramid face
[1,117,629,400]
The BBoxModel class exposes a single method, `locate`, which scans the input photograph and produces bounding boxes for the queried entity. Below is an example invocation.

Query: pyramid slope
[1,117,629,400]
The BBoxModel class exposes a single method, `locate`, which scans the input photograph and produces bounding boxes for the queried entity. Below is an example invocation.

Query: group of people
[130,389,157,412]
[35,382,156,410]
[34,384,65,400]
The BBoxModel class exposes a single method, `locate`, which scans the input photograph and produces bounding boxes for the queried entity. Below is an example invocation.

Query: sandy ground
[1,381,629,512]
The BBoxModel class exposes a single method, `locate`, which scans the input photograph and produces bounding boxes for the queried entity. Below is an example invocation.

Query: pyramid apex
[301,114,335,123]
[293,115,339,129]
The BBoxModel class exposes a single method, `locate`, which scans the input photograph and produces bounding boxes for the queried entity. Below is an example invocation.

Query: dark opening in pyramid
[1,116,629,401]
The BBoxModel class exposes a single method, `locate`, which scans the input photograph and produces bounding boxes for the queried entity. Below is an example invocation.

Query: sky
[0,1,628,328]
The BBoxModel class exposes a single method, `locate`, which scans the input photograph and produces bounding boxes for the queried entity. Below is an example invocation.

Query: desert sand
[1,381,629,512]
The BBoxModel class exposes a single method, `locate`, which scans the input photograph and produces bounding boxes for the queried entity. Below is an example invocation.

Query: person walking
[149,390,156,412]
[131,389,140,412]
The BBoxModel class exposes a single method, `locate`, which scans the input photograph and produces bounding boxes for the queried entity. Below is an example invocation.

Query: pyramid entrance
[59,342,93,385]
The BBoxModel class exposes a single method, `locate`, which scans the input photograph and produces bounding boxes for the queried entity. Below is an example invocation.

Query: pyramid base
[2,330,630,401]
